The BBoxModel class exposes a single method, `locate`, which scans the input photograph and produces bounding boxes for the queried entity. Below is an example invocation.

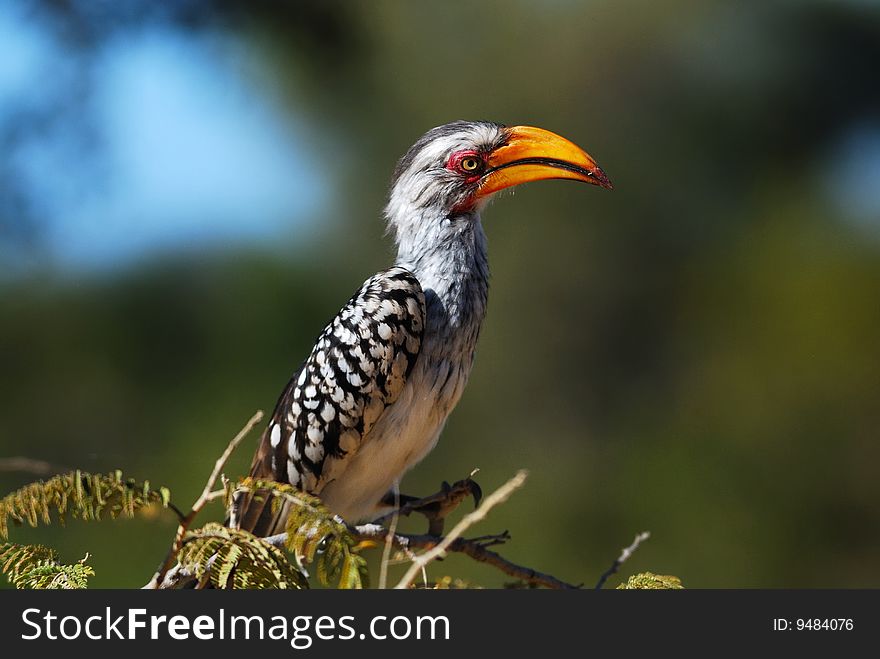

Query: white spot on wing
[305,442,324,463]
[287,460,301,487]
[307,426,324,444]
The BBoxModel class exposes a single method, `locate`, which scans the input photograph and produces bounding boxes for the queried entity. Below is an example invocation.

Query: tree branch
[594,531,651,590]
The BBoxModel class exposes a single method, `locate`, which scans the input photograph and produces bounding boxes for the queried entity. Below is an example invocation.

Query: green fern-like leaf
[178,522,307,589]
[617,572,684,589]
[235,478,369,589]
[0,543,94,589]
[0,470,172,539]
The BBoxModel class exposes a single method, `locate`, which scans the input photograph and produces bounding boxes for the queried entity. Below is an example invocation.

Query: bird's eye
[446,151,485,177]
[460,157,481,172]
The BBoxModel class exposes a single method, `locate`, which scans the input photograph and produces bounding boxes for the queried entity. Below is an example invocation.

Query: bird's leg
[377,476,483,536]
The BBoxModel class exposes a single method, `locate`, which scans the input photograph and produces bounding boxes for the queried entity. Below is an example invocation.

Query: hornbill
[232,121,611,537]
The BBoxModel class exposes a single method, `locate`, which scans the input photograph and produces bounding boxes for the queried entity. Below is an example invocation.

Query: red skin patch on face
[446,149,484,185]
[446,149,488,213]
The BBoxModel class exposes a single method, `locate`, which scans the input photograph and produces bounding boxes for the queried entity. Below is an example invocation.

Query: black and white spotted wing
[234,266,425,535]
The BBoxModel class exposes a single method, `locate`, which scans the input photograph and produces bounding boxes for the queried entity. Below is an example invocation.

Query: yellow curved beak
[477,125,612,198]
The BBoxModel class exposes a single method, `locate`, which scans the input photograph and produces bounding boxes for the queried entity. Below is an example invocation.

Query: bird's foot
[467,530,511,548]
[378,475,483,536]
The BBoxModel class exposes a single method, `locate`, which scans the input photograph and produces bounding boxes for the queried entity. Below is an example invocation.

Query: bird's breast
[316,332,476,522]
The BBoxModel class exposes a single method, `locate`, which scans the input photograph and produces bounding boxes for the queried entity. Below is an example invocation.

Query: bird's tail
[226,426,290,538]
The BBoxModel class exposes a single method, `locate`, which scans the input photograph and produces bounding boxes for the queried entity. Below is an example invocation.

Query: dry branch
[594,531,651,590]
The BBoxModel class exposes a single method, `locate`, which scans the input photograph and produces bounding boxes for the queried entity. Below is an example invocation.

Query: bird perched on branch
[233,121,611,536]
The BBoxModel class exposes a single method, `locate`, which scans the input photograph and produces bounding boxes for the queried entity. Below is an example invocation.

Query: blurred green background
[2,0,879,588]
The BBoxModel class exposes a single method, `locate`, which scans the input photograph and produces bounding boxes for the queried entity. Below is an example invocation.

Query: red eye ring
[447,150,484,178]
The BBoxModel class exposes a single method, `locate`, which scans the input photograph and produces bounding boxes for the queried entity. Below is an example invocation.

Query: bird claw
[469,530,511,548]
[468,480,483,508]
[378,475,483,536]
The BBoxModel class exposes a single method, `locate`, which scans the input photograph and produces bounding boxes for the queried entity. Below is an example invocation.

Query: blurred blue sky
[826,124,880,233]
[0,1,877,277]
[0,3,324,273]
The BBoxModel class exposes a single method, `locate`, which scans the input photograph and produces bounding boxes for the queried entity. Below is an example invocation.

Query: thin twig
[394,470,527,589]
[594,531,651,590]
[378,481,400,590]
[144,410,264,589]
[193,412,263,515]
[203,489,227,503]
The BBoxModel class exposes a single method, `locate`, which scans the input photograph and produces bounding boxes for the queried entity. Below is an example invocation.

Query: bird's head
[385,120,611,247]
